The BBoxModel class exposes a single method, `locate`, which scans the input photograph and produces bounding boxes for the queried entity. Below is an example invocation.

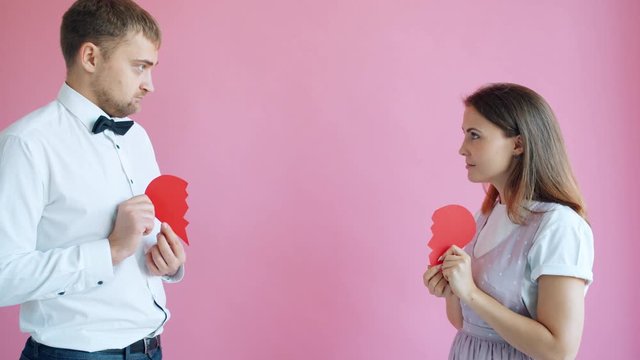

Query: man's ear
[78,42,101,73]
[513,135,524,156]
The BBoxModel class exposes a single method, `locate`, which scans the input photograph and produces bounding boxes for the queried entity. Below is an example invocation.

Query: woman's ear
[513,135,524,156]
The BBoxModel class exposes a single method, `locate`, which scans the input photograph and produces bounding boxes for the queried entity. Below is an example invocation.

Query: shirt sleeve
[528,205,594,285]
[0,134,114,306]
[162,264,185,283]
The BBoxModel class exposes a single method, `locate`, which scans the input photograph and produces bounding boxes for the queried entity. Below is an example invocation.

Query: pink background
[1,0,638,359]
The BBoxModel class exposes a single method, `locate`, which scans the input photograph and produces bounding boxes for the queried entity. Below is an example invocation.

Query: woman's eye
[470,132,480,140]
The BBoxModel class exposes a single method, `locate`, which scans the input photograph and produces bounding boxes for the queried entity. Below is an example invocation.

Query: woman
[423,83,594,359]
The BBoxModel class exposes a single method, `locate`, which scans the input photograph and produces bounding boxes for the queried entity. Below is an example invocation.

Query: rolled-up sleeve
[528,206,594,285]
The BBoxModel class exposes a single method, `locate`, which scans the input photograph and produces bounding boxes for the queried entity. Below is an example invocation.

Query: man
[0,1,186,359]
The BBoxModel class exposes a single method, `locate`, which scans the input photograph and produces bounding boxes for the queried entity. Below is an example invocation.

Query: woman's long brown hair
[464,83,587,223]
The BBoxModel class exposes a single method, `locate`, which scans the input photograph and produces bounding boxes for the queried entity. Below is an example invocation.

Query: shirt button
[58,291,65,296]
[129,179,134,184]
[97,281,104,285]
[116,144,120,149]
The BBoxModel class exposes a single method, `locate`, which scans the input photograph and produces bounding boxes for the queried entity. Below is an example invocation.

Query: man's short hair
[60,0,161,68]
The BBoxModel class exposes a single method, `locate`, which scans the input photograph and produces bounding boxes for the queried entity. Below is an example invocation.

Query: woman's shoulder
[527,201,592,235]
[526,201,595,285]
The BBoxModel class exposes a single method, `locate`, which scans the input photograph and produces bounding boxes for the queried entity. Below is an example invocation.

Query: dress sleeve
[527,205,594,285]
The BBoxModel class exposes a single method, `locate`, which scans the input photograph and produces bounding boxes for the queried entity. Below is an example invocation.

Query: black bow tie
[92,115,134,135]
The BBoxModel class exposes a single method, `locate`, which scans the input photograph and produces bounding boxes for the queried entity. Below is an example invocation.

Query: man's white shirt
[0,83,182,351]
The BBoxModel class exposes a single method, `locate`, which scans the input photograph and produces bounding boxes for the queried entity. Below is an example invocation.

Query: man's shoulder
[1,100,62,141]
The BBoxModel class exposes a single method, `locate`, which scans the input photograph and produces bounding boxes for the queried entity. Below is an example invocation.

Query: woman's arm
[424,265,463,329]
[445,293,463,330]
[442,245,586,360]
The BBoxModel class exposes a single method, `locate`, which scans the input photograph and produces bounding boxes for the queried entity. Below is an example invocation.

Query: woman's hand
[423,264,453,298]
[441,245,478,302]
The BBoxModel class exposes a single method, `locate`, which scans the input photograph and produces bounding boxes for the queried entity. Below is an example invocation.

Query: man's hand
[108,195,155,265]
[146,222,186,277]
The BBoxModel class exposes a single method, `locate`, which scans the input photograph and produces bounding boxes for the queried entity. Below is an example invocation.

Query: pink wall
[1,0,638,358]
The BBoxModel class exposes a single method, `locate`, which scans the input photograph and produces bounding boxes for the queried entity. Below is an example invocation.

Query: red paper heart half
[145,175,190,245]
[427,204,476,265]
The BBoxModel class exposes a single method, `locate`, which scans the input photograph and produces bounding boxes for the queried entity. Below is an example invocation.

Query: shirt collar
[56,83,133,133]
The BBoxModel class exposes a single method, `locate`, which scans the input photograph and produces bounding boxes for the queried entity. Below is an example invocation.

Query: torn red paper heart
[145,175,190,245]
[427,205,476,265]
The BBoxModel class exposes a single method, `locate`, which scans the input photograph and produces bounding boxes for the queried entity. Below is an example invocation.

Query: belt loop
[144,337,149,354]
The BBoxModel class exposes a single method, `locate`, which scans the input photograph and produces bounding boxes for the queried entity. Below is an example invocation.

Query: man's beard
[93,84,138,118]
